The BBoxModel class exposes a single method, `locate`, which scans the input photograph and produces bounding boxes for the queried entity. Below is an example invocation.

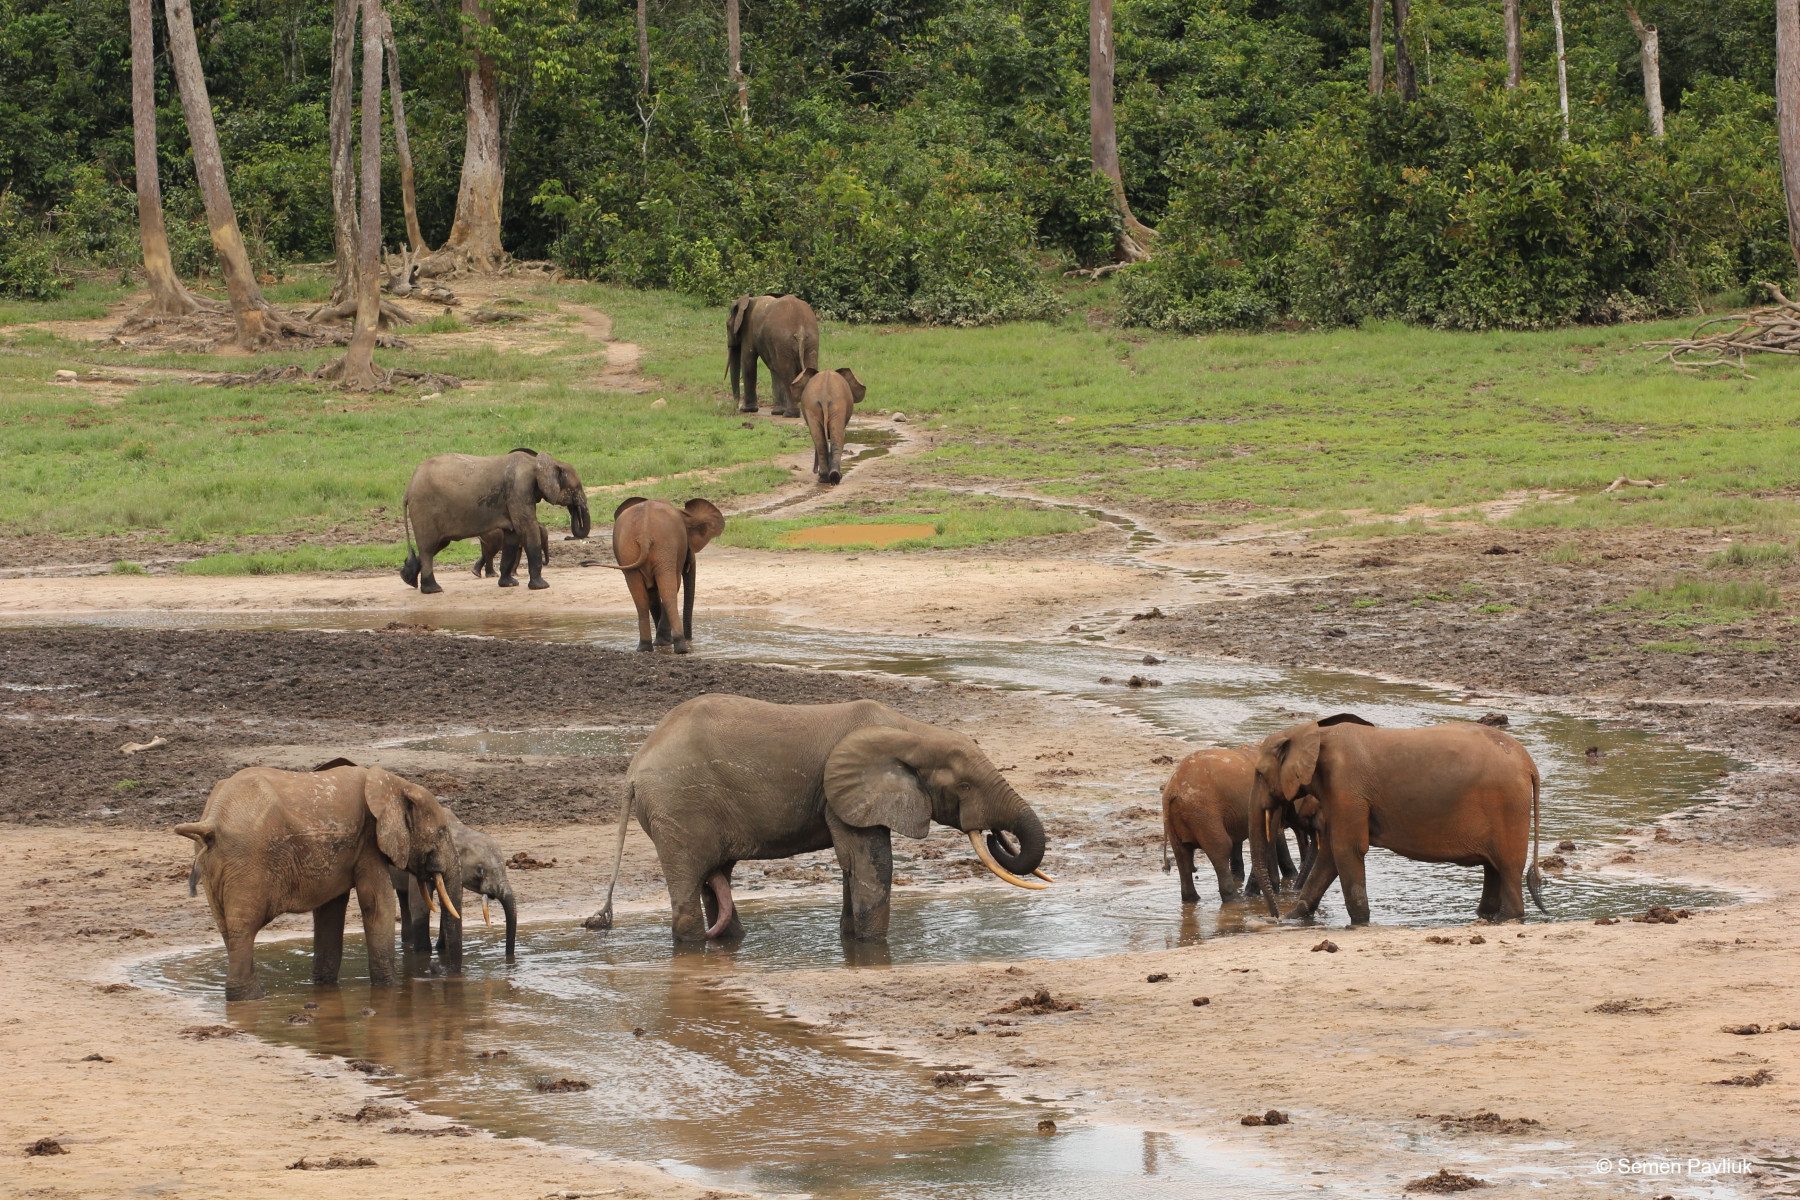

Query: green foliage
[0,188,59,299]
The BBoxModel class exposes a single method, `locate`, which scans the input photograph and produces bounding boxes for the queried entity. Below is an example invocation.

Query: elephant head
[823,725,1047,888]
[1247,713,1372,915]
[682,499,725,554]
[365,768,466,968]
[449,822,517,961]
[517,448,591,540]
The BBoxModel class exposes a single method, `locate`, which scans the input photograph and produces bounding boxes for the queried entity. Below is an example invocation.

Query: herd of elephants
[175,294,1548,1002]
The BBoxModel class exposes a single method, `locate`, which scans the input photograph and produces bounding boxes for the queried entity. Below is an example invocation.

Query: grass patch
[1709,542,1796,568]
[178,541,479,576]
[410,312,467,335]
[1542,540,1586,564]
[0,278,130,326]
[110,560,147,575]
[717,491,1093,552]
[1475,602,1512,614]
[1620,579,1784,620]
[1733,638,1779,653]
[1350,597,1382,609]
[1642,639,1704,654]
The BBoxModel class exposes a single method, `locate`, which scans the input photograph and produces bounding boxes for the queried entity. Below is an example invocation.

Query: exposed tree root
[304,296,416,328]
[130,289,221,319]
[186,363,462,390]
[1063,262,1132,280]
[107,307,403,354]
[1640,283,1800,375]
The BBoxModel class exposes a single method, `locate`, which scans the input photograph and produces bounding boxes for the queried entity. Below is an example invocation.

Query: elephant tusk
[425,886,438,915]
[1032,868,1056,883]
[482,896,491,927]
[969,831,1047,890]
[435,874,462,921]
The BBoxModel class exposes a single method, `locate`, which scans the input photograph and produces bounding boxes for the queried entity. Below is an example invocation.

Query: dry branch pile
[1641,283,1800,374]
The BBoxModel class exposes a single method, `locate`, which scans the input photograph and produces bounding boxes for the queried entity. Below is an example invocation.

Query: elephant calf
[472,523,552,579]
[1161,746,1306,904]
[793,367,866,484]
[392,814,518,962]
[177,764,463,1001]
[587,695,1052,942]
[605,496,724,654]
[400,447,591,594]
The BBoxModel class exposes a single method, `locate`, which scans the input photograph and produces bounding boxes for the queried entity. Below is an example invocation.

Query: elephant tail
[600,551,648,573]
[583,780,636,932]
[1525,771,1547,914]
[175,821,214,896]
[400,498,420,588]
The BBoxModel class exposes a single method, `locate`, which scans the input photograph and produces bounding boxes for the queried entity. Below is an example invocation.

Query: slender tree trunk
[1394,0,1418,100]
[337,0,386,388]
[637,0,651,94]
[1089,0,1150,260]
[381,15,427,253]
[1503,0,1523,89]
[328,0,359,303]
[1368,0,1385,96]
[725,0,747,126]
[1778,0,1800,280]
[443,0,505,269]
[129,0,201,315]
[1624,3,1665,138]
[1552,0,1570,138]
[162,0,277,346]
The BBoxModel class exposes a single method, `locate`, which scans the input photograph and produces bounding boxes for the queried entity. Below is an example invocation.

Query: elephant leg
[417,537,449,595]
[1170,839,1201,905]
[1289,836,1338,919]
[666,866,710,942]
[647,583,674,649]
[621,570,656,650]
[311,892,350,986]
[681,557,698,651]
[1476,863,1502,922]
[739,351,759,413]
[1331,827,1373,925]
[1275,828,1300,882]
[804,404,828,482]
[497,530,522,588]
[829,815,894,941]
[1199,836,1241,903]
[523,521,548,590]
[355,861,400,987]
[402,874,433,954]
[222,917,266,1002]
[656,565,689,654]
[1489,857,1527,923]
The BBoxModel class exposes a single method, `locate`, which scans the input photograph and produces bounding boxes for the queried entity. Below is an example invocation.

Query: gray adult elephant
[585,696,1052,942]
[393,814,518,962]
[176,764,463,1001]
[400,448,591,594]
[727,294,819,417]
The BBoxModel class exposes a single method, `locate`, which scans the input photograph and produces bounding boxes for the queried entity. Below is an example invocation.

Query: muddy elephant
[727,294,819,417]
[1161,746,1306,904]
[586,695,1052,942]
[604,496,725,654]
[1248,715,1545,925]
[176,764,463,1001]
[472,523,552,579]
[393,814,517,962]
[400,448,591,594]
[794,367,866,484]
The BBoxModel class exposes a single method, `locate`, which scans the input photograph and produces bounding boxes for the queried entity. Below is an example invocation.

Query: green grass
[410,312,467,335]
[1542,540,1587,564]
[1709,542,1796,568]
[0,278,131,326]
[110,560,147,574]
[1642,639,1704,654]
[716,491,1093,552]
[1620,579,1784,620]
[177,541,480,576]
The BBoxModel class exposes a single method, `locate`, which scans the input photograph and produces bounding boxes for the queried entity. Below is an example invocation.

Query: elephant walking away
[793,367,866,484]
[176,764,463,1001]
[727,294,818,417]
[472,523,552,579]
[605,497,725,654]
[393,813,518,962]
[586,695,1053,942]
[400,448,591,594]
[1247,715,1546,925]
[1160,746,1303,904]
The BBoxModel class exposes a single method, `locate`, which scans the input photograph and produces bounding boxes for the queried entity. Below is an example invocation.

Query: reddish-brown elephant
[1247,715,1545,925]
[793,366,866,484]
[1160,745,1305,903]
[605,496,725,654]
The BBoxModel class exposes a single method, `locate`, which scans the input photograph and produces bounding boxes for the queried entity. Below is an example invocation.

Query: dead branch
[1640,301,1800,373]
[1603,476,1662,492]
[1063,263,1131,281]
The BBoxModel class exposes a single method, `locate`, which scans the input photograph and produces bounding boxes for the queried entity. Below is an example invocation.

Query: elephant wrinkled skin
[393,813,518,963]
[400,448,591,594]
[1160,746,1306,904]
[176,764,463,1001]
[605,496,724,654]
[587,695,1050,942]
[793,366,866,484]
[727,294,819,417]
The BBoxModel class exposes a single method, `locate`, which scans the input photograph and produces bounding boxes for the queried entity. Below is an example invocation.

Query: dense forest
[0,0,1787,328]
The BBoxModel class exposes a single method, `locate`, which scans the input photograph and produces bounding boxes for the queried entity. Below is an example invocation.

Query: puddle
[388,727,636,757]
[779,523,938,548]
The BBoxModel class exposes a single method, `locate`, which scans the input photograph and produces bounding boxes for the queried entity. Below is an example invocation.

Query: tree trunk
[1552,0,1570,138]
[1625,2,1665,138]
[328,0,359,303]
[1089,0,1150,261]
[335,0,387,389]
[129,0,202,316]
[1779,0,1800,280]
[163,0,277,346]
[1368,0,1384,96]
[1393,0,1418,100]
[725,0,746,126]
[1503,0,1523,89]
[443,0,505,270]
[381,15,427,253]
[637,0,651,94]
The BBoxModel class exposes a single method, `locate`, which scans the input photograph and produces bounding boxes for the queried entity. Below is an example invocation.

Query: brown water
[779,523,939,548]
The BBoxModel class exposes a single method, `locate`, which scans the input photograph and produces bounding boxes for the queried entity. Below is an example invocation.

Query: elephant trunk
[984,800,1046,877]
[1247,777,1282,918]
[569,497,592,540]
[436,846,465,975]
[500,886,517,962]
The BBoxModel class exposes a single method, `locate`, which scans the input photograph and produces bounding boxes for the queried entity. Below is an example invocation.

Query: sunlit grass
[717,491,1093,552]
[1621,579,1784,620]
[1708,542,1796,568]
[177,541,479,576]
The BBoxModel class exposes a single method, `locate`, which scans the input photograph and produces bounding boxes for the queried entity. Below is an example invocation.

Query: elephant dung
[1311,939,1339,953]
[1402,1168,1490,1193]
[25,1138,69,1156]
[1239,1110,1288,1126]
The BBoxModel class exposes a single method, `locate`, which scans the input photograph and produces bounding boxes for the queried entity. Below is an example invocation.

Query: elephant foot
[636,640,654,652]
[1179,892,1201,905]
[738,403,758,414]
[528,578,549,590]
[827,471,841,484]
[224,981,267,1002]
[498,576,519,588]
[673,641,691,655]
[419,580,444,595]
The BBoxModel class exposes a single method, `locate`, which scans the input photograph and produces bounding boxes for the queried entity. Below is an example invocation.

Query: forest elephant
[176,763,464,1001]
[472,523,552,578]
[793,366,866,484]
[727,294,819,417]
[605,496,724,654]
[585,696,1053,942]
[1247,715,1545,925]
[1160,746,1306,904]
[400,448,591,594]
[393,813,518,962]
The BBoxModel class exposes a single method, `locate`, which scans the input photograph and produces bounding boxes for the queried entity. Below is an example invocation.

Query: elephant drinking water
[400,448,591,594]
[585,695,1053,941]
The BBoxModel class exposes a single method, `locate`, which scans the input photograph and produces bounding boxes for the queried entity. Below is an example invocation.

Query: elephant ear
[1277,724,1324,800]
[727,295,753,344]
[1315,712,1373,727]
[791,367,818,395]
[682,499,725,553]
[823,726,932,839]
[613,495,649,521]
[363,767,412,867]
[534,454,573,506]
[834,368,866,405]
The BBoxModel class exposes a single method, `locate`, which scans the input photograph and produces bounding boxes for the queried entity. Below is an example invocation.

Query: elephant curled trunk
[1247,779,1282,918]
[568,497,592,541]
[984,803,1046,877]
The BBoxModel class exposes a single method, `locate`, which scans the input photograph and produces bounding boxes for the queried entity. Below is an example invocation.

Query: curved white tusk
[424,885,437,915]
[435,874,462,921]
[969,831,1048,890]
[481,896,492,927]
[1032,868,1056,883]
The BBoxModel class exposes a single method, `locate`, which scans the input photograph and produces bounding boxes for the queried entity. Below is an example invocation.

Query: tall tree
[1503,0,1523,88]
[1089,0,1151,261]
[328,0,359,302]
[1393,0,1419,100]
[128,0,202,316]
[382,15,428,254]
[163,0,287,346]
[1552,0,1570,137]
[725,0,746,126]
[1779,0,1800,279]
[1624,2,1665,138]
[637,0,650,92]
[333,0,388,388]
[1368,0,1384,96]
[443,0,506,269]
